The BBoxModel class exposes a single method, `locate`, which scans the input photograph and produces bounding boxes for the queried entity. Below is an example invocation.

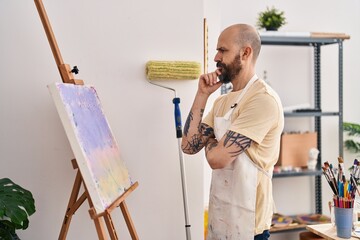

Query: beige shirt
[203,79,284,234]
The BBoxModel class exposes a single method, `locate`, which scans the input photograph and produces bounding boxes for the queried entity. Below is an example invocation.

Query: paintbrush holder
[334,207,353,239]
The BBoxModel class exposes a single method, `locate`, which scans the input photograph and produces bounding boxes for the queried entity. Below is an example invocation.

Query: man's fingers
[215,69,222,76]
[201,72,219,86]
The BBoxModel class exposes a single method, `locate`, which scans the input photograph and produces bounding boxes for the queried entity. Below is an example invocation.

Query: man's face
[216,53,242,84]
[215,29,243,84]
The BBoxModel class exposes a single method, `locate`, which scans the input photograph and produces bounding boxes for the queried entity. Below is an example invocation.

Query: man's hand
[181,69,222,155]
[198,69,222,96]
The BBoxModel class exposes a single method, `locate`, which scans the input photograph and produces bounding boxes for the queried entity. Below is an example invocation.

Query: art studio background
[1,0,359,239]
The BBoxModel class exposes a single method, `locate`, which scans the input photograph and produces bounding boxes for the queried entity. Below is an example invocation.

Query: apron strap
[246,152,273,179]
[222,74,258,121]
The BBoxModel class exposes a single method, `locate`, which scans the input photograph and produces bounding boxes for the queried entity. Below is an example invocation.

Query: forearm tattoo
[206,138,218,152]
[184,109,205,137]
[182,134,204,154]
[182,120,215,154]
[224,131,251,157]
[197,109,204,131]
[199,123,214,137]
[183,111,193,137]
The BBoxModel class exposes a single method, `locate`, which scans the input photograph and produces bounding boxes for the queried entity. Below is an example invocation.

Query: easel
[34,0,139,239]
[59,159,139,240]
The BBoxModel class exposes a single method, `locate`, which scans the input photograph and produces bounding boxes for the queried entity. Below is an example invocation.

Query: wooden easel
[34,0,84,85]
[34,0,139,239]
[59,159,139,240]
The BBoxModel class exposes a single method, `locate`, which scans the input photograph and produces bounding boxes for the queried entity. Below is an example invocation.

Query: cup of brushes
[322,157,360,239]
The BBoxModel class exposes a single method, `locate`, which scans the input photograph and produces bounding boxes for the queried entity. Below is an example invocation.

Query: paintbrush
[324,162,338,194]
[350,175,358,198]
[329,163,337,180]
[353,159,360,179]
[338,157,345,183]
[348,159,360,199]
[322,166,338,195]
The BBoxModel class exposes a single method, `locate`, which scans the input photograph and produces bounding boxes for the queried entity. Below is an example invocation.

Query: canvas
[48,82,132,213]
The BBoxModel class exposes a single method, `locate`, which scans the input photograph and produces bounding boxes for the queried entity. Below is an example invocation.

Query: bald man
[182,24,284,239]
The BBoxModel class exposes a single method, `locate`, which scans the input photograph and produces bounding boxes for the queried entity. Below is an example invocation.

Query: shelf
[270,213,331,234]
[261,37,342,46]
[270,224,306,233]
[273,169,322,178]
[284,111,339,117]
[260,32,350,46]
[261,31,347,219]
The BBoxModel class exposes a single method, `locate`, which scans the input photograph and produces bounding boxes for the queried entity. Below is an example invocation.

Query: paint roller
[146,60,201,138]
[146,60,201,240]
[146,61,201,81]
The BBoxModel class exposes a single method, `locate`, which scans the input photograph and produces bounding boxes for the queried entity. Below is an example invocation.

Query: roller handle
[173,97,182,139]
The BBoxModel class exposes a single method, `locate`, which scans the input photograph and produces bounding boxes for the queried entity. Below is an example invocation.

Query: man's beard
[216,54,242,84]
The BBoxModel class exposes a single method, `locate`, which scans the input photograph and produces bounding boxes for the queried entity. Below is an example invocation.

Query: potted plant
[257,6,287,31]
[0,178,36,240]
[343,122,360,154]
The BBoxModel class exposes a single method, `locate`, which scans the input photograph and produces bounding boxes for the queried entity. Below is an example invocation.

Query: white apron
[207,75,272,240]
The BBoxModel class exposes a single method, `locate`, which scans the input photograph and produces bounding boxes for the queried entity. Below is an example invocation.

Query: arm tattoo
[183,109,204,137]
[206,140,218,152]
[224,131,252,157]
[200,109,204,117]
[183,111,193,136]
[182,124,215,154]
[199,123,214,136]
[182,134,204,154]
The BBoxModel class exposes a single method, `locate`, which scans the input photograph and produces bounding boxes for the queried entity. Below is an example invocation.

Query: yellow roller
[146,60,201,80]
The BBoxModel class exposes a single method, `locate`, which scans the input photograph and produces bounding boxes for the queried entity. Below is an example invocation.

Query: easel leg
[92,213,108,240]
[88,201,108,240]
[59,159,138,240]
[120,201,139,240]
[103,212,118,240]
[59,161,107,240]
[59,171,84,240]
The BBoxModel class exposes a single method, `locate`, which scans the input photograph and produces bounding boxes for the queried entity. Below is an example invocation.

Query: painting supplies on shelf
[322,158,360,209]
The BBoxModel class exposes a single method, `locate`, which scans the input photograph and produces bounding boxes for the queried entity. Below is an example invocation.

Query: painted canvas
[48,82,132,213]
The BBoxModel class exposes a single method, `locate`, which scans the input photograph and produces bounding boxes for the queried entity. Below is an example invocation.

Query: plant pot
[266,27,279,31]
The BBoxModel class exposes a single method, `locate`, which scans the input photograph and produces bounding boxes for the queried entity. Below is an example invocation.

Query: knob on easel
[71,66,79,75]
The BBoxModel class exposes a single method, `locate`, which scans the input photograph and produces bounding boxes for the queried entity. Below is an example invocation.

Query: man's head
[215,24,261,84]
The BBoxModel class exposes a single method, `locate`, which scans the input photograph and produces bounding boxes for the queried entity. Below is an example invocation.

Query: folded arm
[205,130,252,169]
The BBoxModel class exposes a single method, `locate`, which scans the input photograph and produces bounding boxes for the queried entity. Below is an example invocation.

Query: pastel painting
[48,82,132,213]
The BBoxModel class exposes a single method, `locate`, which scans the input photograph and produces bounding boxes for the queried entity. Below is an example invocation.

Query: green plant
[343,122,360,153]
[257,6,287,31]
[0,178,36,240]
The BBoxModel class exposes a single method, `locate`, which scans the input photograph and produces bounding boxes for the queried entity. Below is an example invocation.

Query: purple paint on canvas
[55,83,131,209]
[58,84,115,156]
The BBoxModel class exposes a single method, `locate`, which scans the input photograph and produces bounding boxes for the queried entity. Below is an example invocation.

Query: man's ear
[241,46,252,60]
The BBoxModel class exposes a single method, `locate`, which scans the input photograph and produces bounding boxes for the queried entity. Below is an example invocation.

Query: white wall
[2,0,360,239]
[0,0,204,239]
[215,0,360,239]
